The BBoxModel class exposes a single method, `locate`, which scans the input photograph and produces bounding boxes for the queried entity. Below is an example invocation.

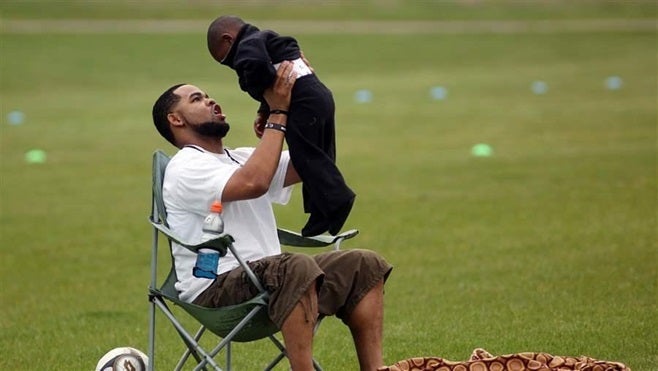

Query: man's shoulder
[169,146,202,162]
[229,147,256,155]
[167,146,257,170]
[223,147,256,163]
[166,146,214,173]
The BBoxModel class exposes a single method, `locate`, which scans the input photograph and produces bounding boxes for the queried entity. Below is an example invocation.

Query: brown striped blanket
[378,348,630,371]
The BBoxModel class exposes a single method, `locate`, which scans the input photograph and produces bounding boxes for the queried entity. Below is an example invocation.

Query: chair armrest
[150,218,233,255]
[277,228,359,247]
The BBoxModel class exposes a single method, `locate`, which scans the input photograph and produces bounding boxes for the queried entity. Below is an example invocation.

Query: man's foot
[301,212,330,237]
[328,196,355,236]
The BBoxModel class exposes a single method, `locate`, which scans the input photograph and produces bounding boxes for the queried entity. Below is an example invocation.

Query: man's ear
[167,112,184,128]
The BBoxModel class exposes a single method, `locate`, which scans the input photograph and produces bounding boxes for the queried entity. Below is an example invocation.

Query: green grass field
[1,1,656,370]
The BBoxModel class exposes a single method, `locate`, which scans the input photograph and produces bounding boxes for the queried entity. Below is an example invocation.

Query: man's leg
[344,280,385,371]
[280,283,318,371]
[313,250,392,370]
[194,254,324,370]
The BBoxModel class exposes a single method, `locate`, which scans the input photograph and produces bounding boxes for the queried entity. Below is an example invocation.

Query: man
[151,61,392,371]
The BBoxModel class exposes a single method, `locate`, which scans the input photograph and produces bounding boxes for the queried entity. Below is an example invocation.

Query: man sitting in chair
[151,60,392,371]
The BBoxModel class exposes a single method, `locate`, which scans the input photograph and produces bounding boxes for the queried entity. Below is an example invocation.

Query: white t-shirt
[163,145,293,302]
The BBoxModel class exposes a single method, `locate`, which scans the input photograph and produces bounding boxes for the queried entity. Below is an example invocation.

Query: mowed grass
[1,0,655,20]
[1,11,656,371]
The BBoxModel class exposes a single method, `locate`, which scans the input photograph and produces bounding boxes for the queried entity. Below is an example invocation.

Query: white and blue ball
[95,347,148,371]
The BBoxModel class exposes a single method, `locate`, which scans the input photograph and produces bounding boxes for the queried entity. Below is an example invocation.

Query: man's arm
[221,61,296,202]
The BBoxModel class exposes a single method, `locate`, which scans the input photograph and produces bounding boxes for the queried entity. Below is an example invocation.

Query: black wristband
[264,122,287,133]
[269,109,289,116]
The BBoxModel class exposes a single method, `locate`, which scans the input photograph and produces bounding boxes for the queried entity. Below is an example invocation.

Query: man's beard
[192,120,230,138]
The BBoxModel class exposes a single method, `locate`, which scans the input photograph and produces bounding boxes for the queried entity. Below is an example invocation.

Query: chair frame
[147,150,358,371]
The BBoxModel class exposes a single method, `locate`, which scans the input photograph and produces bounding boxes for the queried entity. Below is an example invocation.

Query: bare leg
[280,283,318,371]
[345,280,385,371]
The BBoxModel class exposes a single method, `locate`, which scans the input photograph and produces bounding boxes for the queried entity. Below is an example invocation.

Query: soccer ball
[95,347,148,371]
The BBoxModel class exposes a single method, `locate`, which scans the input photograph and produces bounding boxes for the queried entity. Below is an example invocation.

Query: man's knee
[345,249,392,281]
[285,253,322,277]
[268,253,323,328]
[313,249,392,319]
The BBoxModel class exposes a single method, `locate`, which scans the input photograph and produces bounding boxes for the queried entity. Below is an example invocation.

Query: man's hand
[254,111,267,139]
[262,61,296,114]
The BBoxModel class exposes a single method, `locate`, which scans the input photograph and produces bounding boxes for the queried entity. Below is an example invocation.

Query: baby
[207,15,355,236]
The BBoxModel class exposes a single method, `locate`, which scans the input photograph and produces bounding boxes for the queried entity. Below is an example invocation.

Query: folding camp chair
[147,150,358,371]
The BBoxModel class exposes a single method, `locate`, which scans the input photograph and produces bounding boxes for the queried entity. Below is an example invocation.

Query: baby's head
[207,15,246,63]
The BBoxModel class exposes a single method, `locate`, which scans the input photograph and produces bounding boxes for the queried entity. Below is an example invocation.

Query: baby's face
[210,36,232,63]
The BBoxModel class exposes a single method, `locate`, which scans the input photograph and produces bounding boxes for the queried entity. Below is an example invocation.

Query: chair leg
[226,342,231,371]
[312,315,324,370]
[152,298,222,370]
[264,335,286,370]
[204,305,267,361]
[264,334,323,371]
[263,317,326,371]
[176,326,207,371]
[314,315,325,335]
[148,298,156,371]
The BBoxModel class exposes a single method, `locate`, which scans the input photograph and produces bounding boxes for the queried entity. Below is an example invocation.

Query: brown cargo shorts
[193,249,392,328]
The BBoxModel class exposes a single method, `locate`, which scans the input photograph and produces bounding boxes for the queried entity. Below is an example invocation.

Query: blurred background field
[0,1,656,370]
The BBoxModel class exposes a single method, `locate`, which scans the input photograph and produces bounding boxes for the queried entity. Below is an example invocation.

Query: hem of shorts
[339,264,393,323]
[271,273,323,329]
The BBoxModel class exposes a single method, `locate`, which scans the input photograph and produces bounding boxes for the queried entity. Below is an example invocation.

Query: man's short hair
[152,84,185,147]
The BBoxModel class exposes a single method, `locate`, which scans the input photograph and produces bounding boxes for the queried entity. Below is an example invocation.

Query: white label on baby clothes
[273,58,313,79]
